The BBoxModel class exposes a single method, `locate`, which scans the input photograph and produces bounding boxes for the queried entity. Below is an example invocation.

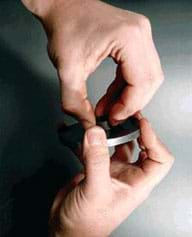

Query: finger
[137,137,145,150]
[58,67,96,129]
[135,111,148,150]
[139,118,174,164]
[137,117,174,186]
[111,142,135,163]
[134,150,148,166]
[109,84,151,124]
[83,126,111,191]
[95,65,125,117]
[110,142,135,178]
[109,30,163,123]
[134,111,143,120]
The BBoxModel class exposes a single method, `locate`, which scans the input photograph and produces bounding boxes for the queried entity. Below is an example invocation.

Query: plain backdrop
[0,0,192,236]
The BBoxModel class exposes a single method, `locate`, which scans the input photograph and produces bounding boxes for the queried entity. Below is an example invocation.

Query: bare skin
[22,0,164,128]
[21,1,170,236]
[49,115,174,237]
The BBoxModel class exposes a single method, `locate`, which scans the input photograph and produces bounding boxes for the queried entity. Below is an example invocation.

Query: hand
[49,115,174,237]
[22,0,164,128]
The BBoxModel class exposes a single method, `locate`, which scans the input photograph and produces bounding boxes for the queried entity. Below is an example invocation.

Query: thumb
[83,126,111,191]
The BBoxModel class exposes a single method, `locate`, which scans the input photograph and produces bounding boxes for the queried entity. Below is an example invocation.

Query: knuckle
[118,15,151,42]
[119,21,141,40]
[61,100,77,114]
[144,70,164,89]
[138,14,152,32]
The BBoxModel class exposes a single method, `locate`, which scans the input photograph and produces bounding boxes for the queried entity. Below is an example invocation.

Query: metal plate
[58,116,140,149]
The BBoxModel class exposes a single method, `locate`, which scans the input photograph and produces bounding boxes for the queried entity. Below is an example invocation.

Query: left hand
[49,116,174,237]
[21,0,164,128]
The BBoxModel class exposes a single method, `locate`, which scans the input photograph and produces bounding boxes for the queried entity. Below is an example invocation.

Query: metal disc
[58,116,140,149]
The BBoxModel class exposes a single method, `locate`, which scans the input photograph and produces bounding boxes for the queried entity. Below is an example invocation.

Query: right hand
[49,115,174,237]
[22,0,164,128]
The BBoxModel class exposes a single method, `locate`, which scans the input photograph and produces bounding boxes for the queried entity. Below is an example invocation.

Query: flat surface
[0,0,192,236]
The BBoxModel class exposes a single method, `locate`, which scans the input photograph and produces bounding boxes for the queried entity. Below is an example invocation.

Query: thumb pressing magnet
[58,116,140,149]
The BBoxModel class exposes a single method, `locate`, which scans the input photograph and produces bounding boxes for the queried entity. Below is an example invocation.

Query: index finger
[137,115,174,187]
[59,67,96,129]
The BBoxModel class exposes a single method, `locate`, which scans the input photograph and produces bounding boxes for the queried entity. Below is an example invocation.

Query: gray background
[0,0,192,236]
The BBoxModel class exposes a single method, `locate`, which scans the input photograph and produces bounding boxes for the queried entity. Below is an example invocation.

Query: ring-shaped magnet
[58,116,140,150]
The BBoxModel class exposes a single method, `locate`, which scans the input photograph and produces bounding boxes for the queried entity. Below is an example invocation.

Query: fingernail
[86,126,106,145]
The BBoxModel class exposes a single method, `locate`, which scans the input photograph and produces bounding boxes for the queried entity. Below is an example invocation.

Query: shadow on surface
[0,38,80,237]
